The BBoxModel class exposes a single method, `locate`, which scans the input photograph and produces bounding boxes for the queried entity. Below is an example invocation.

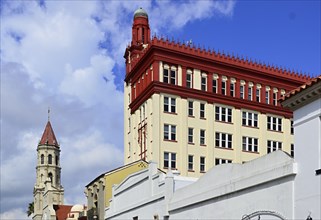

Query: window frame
[188,155,194,171]
[200,156,206,172]
[200,129,206,145]
[215,106,232,123]
[267,140,282,153]
[242,136,259,152]
[188,101,194,117]
[164,124,176,141]
[215,132,232,149]
[164,96,176,113]
[242,111,258,127]
[164,152,176,169]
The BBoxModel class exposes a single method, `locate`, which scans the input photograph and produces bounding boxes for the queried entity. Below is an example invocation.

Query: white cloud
[0,0,236,216]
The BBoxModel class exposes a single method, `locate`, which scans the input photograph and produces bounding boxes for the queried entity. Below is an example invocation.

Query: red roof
[281,75,321,101]
[39,121,59,147]
[53,205,72,220]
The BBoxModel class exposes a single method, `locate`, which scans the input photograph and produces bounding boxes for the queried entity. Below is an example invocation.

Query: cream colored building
[124,8,310,177]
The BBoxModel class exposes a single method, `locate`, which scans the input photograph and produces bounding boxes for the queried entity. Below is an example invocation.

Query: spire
[39,121,59,147]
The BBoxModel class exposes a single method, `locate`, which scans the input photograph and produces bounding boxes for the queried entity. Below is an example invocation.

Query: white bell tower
[33,113,64,220]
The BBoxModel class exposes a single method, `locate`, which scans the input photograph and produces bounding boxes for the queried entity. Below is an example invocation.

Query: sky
[0,0,320,219]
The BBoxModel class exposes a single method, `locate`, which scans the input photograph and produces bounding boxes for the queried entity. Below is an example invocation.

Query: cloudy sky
[0,0,320,219]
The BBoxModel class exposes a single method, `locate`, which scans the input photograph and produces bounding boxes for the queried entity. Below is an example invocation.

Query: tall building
[124,8,310,177]
[33,119,64,220]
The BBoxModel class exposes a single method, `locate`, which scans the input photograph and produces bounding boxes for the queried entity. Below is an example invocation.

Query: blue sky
[0,0,320,219]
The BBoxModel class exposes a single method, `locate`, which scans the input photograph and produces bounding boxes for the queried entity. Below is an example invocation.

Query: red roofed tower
[33,114,64,220]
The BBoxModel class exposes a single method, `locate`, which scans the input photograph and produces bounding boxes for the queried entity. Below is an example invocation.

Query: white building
[106,76,321,220]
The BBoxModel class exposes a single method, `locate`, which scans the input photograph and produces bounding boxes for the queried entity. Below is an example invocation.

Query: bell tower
[33,114,64,220]
[124,7,150,74]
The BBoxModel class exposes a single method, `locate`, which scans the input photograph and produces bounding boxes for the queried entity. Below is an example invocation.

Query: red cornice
[129,82,293,118]
[126,36,311,84]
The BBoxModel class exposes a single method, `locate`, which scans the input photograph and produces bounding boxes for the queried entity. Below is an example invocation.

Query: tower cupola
[131,7,150,46]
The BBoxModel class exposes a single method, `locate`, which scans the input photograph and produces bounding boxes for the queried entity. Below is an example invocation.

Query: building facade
[33,120,64,220]
[124,8,310,177]
[85,160,148,220]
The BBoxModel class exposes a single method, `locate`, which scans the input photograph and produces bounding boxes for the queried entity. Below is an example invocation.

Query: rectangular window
[163,69,169,83]
[215,132,232,149]
[242,111,258,127]
[164,152,176,169]
[230,83,235,97]
[242,136,258,152]
[170,69,176,84]
[164,124,176,141]
[200,103,205,118]
[201,76,207,91]
[248,87,253,101]
[291,120,294,134]
[267,140,282,153]
[265,91,270,104]
[215,106,232,123]
[188,155,194,171]
[221,81,226,95]
[240,85,244,99]
[200,129,206,145]
[215,158,232,165]
[188,101,194,116]
[256,88,260,102]
[267,116,282,131]
[188,127,193,143]
[273,92,277,106]
[212,79,217,93]
[164,96,176,113]
[186,72,192,88]
[291,144,294,157]
[200,156,205,172]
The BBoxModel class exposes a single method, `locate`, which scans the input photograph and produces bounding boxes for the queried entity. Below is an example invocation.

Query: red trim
[129,81,294,118]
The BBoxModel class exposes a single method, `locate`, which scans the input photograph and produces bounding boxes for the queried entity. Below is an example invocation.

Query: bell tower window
[48,154,52,164]
[55,156,59,165]
[48,172,53,182]
[41,154,44,164]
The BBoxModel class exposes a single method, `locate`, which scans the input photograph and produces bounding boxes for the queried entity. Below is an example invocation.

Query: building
[84,160,148,220]
[124,8,311,177]
[105,75,321,220]
[33,117,87,220]
[33,119,64,220]
[281,75,321,219]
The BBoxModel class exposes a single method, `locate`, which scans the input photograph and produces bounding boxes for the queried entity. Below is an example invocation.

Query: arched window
[48,173,53,182]
[48,154,52,164]
[41,154,44,164]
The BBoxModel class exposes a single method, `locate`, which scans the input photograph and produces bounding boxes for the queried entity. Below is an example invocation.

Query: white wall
[293,98,321,220]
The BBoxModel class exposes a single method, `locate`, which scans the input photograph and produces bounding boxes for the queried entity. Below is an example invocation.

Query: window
[188,127,194,143]
[188,155,193,171]
[188,101,194,116]
[164,96,176,113]
[48,173,53,182]
[240,85,244,99]
[248,87,253,101]
[267,116,282,131]
[200,129,206,145]
[291,120,294,134]
[164,124,176,141]
[265,90,270,104]
[55,156,59,165]
[256,88,260,102]
[273,92,277,106]
[164,152,176,169]
[170,69,176,84]
[215,106,232,123]
[221,81,226,95]
[215,158,232,165]
[230,83,235,97]
[41,154,44,164]
[242,111,258,127]
[215,132,232,149]
[186,72,192,88]
[200,156,205,172]
[201,75,207,91]
[291,144,294,157]
[212,79,217,93]
[163,67,176,84]
[200,103,205,118]
[163,69,169,83]
[267,140,282,153]
[242,136,258,152]
[48,154,52,164]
